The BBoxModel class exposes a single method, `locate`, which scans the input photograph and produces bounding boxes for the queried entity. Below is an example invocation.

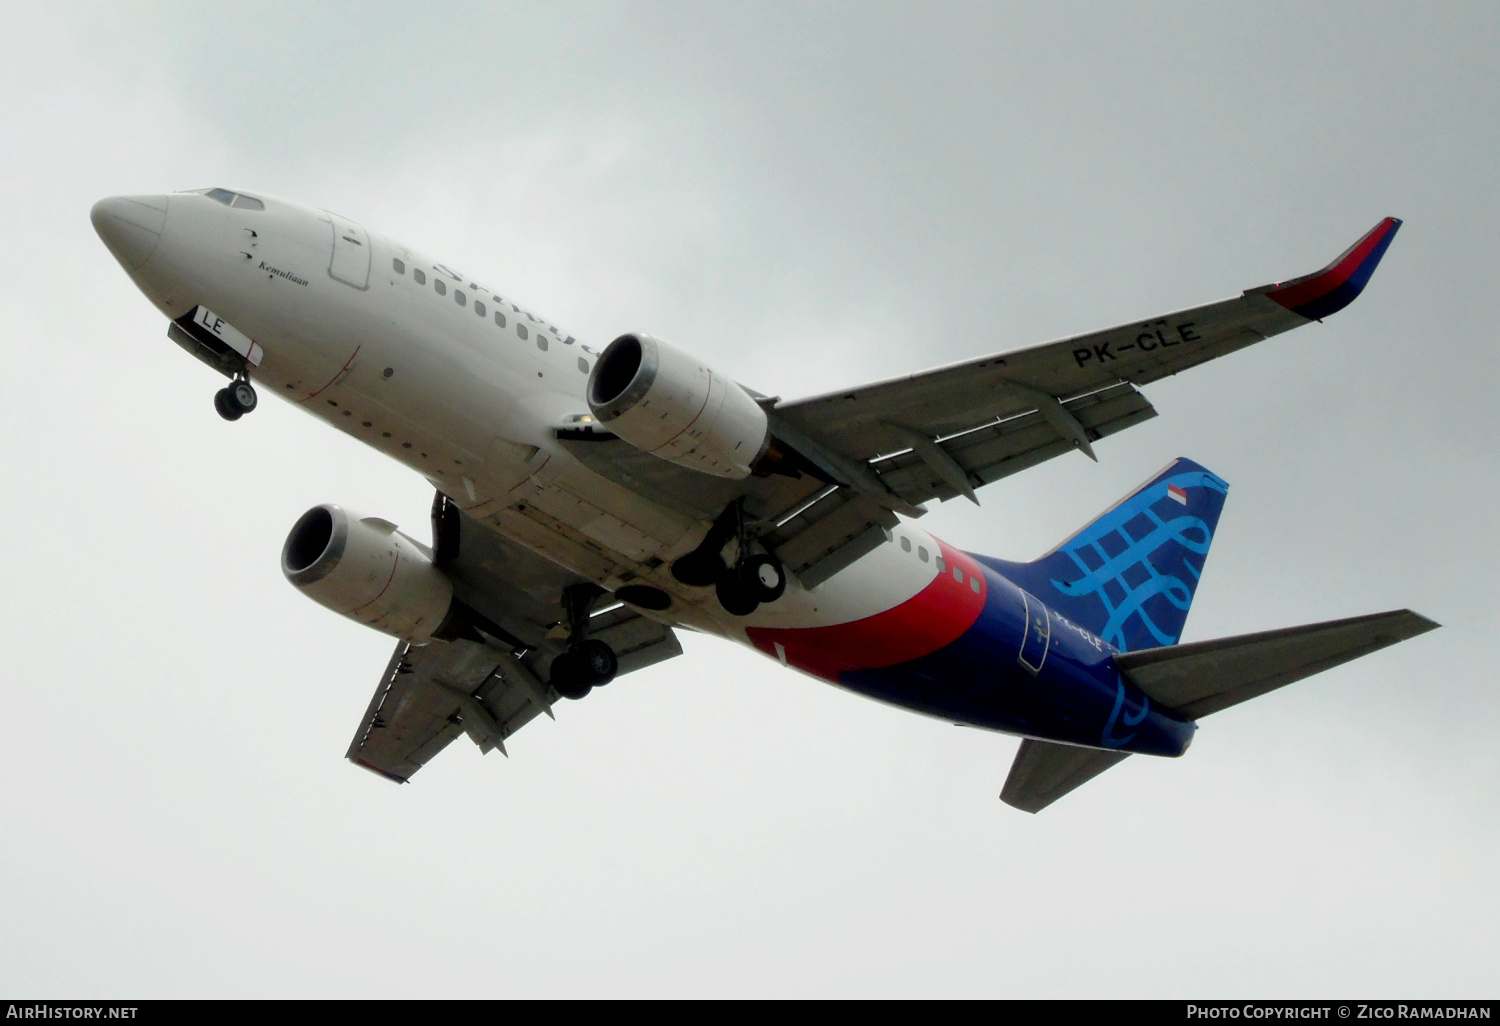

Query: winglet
[1258,217,1402,321]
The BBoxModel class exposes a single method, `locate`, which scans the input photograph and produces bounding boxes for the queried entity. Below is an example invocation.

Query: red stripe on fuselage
[747,540,988,682]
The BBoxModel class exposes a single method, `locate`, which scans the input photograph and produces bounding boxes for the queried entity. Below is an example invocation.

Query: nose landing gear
[549,583,620,701]
[214,376,259,422]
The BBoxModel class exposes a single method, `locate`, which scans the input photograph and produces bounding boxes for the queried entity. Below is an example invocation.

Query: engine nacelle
[587,333,769,479]
[281,504,455,643]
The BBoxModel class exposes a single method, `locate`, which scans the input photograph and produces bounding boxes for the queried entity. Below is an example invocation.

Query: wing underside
[345,500,683,783]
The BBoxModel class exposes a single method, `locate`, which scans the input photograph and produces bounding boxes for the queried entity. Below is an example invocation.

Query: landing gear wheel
[715,567,760,617]
[739,554,786,603]
[230,379,258,413]
[550,652,593,701]
[573,639,618,686]
[213,388,242,421]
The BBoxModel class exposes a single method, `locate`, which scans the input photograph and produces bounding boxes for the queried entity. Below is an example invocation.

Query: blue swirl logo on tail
[1101,674,1150,748]
[1046,469,1227,653]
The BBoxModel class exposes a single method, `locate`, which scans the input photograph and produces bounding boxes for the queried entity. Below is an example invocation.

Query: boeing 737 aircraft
[92,188,1436,811]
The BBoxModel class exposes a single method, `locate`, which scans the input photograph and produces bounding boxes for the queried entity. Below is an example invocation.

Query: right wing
[345,496,682,783]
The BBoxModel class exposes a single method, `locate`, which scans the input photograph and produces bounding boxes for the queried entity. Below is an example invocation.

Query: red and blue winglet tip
[1262,217,1402,321]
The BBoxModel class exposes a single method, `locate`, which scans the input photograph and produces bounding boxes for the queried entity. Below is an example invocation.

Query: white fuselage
[107,189,947,658]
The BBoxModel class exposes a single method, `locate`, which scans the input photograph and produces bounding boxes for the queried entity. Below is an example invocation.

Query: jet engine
[282,504,455,643]
[587,333,769,479]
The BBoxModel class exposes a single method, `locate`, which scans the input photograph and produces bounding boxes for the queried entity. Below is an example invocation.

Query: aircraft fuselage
[95,188,1196,758]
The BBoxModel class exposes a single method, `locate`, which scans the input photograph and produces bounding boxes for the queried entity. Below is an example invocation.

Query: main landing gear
[214,376,258,422]
[670,499,787,617]
[549,583,619,701]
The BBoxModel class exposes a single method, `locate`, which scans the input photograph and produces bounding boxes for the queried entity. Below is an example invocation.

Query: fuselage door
[1017,589,1052,675]
[326,213,371,290]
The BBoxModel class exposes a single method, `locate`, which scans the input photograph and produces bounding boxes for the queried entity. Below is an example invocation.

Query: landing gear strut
[549,583,619,701]
[214,375,258,422]
[672,499,787,617]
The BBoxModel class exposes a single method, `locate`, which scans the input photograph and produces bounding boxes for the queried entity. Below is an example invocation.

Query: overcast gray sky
[1,0,1496,997]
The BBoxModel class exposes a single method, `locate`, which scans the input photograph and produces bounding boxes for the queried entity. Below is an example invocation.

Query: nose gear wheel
[214,376,258,421]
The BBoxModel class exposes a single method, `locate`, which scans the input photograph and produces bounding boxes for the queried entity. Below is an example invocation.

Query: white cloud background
[0,0,1495,997]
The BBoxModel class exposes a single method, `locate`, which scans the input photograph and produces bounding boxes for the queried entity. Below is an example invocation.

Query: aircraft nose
[91,194,169,270]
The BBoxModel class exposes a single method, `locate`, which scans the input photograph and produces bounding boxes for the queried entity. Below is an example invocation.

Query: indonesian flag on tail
[1167,483,1188,505]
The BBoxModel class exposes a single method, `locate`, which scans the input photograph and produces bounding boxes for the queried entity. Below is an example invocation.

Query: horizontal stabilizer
[1000,738,1130,813]
[1115,609,1439,719]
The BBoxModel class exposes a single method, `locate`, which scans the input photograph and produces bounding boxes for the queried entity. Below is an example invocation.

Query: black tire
[739,554,787,603]
[213,388,242,421]
[573,639,618,686]
[230,380,258,413]
[715,567,760,616]
[671,550,724,587]
[550,651,593,700]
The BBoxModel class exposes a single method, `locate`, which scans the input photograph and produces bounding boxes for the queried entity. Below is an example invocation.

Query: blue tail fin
[978,458,1229,652]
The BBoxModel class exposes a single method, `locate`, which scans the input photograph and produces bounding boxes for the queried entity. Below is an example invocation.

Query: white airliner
[92,188,1434,811]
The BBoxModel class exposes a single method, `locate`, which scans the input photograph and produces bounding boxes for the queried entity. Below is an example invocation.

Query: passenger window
[434,279,446,296]
[494,311,506,328]
[455,290,465,307]
[537,337,548,351]
[392,258,405,274]
[900,537,911,552]
[475,300,485,317]
[231,194,265,211]
[205,188,235,206]
[918,546,929,562]
[414,269,426,285]
[578,357,589,373]
[518,324,529,340]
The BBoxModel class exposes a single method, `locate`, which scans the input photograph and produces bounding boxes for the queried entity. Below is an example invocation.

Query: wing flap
[1115,609,1439,719]
[1000,739,1131,813]
[872,382,1157,504]
[590,604,685,673]
[761,487,899,588]
[346,638,524,782]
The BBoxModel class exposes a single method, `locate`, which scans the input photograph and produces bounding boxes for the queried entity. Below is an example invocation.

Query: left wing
[564,219,1401,589]
[345,495,682,782]
[775,217,1402,507]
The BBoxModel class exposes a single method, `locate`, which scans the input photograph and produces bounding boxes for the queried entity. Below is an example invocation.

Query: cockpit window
[194,188,265,211]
